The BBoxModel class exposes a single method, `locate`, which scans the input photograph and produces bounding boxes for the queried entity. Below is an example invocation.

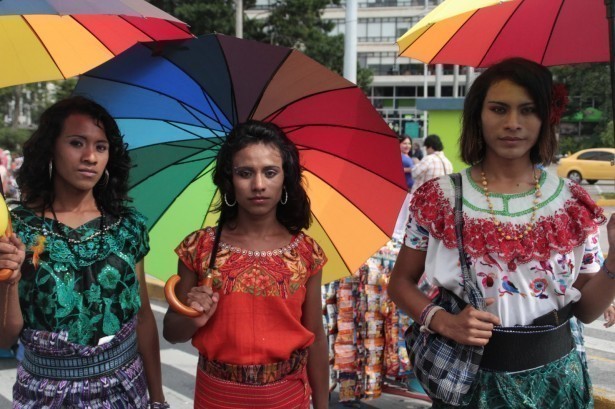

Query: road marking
[161,348,197,377]
[151,303,168,315]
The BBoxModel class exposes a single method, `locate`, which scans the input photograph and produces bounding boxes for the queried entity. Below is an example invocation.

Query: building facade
[247,0,476,137]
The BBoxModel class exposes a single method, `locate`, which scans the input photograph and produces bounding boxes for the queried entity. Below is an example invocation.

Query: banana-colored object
[164,271,214,317]
[0,197,13,281]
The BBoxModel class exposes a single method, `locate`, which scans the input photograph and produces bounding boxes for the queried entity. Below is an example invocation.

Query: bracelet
[603,262,615,280]
[419,303,436,325]
[149,402,170,409]
[420,306,444,334]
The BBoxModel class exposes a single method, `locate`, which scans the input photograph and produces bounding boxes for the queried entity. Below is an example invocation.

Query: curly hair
[460,57,557,166]
[212,120,311,234]
[17,96,131,216]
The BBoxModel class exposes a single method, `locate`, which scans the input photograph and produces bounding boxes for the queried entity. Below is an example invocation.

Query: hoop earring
[98,169,109,188]
[280,187,288,205]
[48,161,53,180]
[224,193,236,207]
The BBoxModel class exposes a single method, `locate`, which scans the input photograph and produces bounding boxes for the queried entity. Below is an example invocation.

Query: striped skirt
[195,351,311,409]
[13,318,148,409]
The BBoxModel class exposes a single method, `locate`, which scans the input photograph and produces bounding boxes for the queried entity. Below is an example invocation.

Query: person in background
[393,135,415,242]
[163,120,329,409]
[0,96,167,408]
[389,57,614,408]
[411,141,424,161]
[410,134,453,193]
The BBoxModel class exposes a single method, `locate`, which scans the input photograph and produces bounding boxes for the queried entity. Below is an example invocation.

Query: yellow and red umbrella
[74,35,408,284]
[0,0,193,88]
[397,0,608,68]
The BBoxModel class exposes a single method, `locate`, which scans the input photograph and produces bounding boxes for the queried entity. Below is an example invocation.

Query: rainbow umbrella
[74,34,407,284]
[0,0,193,88]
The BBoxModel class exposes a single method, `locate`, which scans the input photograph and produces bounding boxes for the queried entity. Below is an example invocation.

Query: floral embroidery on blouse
[13,205,149,346]
[410,171,606,266]
[176,227,326,298]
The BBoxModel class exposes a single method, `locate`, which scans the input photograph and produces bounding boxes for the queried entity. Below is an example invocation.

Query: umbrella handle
[0,219,14,282]
[164,274,214,317]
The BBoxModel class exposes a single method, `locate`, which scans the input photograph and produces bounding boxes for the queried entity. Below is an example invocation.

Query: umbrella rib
[20,15,66,79]
[118,15,156,42]
[83,73,230,130]
[71,15,115,56]
[306,169,405,235]
[540,0,565,65]
[245,48,293,121]
[477,1,522,68]
[264,86,360,123]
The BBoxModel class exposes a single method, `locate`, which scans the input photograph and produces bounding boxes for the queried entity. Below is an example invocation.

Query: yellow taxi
[556,148,615,184]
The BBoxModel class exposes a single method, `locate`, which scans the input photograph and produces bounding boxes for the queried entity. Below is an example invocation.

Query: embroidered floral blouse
[176,227,327,365]
[12,205,149,346]
[405,169,606,326]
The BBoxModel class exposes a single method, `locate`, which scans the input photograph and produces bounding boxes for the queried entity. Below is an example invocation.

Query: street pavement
[0,298,613,408]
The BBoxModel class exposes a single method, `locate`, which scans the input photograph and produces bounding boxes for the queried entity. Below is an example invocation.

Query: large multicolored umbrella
[396,0,615,146]
[396,0,608,67]
[0,0,193,88]
[74,34,407,284]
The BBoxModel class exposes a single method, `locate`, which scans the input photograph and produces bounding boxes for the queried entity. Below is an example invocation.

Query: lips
[78,168,97,177]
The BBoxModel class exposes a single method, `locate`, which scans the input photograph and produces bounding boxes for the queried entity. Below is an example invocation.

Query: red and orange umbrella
[74,34,407,283]
[0,0,193,88]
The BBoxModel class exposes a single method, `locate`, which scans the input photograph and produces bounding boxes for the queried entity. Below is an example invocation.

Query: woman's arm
[135,260,166,404]
[302,270,328,409]
[0,234,25,349]
[162,261,219,343]
[389,245,500,346]
[573,214,615,323]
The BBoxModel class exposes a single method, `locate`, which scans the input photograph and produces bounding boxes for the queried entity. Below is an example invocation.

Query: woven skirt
[13,317,147,409]
[432,349,593,409]
[194,350,311,409]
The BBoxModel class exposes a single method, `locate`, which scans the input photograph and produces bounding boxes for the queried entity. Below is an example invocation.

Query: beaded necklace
[47,205,107,244]
[480,166,542,241]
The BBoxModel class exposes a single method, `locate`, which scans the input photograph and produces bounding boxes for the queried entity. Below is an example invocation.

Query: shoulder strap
[449,173,484,310]
[209,221,223,270]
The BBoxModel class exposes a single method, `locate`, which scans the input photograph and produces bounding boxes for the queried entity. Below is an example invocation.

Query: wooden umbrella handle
[164,273,214,317]
[0,219,14,281]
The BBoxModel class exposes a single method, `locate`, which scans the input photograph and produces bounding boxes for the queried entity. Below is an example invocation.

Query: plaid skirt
[13,317,148,409]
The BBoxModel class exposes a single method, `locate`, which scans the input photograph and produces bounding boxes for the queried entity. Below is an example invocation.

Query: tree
[551,63,613,149]
[149,0,256,36]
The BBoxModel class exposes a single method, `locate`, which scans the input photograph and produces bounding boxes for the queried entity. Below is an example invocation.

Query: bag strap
[449,173,484,310]
[208,221,223,270]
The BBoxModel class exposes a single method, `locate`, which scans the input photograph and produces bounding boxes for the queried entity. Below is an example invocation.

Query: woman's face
[400,138,411,155]
[480,79,541,162]
[52,113,109,193]
[231,142,285,218]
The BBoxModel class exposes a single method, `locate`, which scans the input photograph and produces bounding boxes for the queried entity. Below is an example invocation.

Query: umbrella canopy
[397,0,609,68]
[0,0,193,88]
[74,34,407,284]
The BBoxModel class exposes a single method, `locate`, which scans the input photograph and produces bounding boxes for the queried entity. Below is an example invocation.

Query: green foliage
[599,121,615,148]
[0,127,31,151]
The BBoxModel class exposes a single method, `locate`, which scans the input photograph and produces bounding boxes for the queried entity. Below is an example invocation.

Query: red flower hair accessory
[550,83,569,125]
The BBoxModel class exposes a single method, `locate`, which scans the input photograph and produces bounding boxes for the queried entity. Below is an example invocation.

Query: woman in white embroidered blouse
[389,57,615,408]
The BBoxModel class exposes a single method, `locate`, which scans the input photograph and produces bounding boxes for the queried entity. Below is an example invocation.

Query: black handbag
[404,173,485,406]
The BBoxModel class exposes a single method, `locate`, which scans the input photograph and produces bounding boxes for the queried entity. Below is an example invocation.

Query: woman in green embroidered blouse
[0,96,167,408]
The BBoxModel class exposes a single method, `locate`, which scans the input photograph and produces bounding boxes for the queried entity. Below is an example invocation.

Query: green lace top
[12,205,150,346]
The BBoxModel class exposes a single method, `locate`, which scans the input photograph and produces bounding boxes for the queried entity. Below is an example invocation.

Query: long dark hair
[212,120,311,234]
[460,57,557,165]
[17,96,131,216]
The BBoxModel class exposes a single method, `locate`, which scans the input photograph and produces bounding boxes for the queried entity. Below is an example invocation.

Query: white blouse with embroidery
[404,169,606,326]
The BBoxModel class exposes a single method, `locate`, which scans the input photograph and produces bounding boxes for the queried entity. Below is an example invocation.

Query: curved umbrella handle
[0,219,14,281]
[164,274,214,317]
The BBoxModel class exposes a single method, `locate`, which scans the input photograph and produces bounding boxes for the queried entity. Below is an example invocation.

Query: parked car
[556,148,615,184]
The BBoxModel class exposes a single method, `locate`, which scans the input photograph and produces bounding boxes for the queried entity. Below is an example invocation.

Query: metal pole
[343,0,358,83]
[606,0,615,146]
[235,0,243,39]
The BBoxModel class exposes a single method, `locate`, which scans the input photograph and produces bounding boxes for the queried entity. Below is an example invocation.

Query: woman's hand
[186,284,219,328]
[430,298,501,346]
[0,234,25,283]
[604,304,615,328]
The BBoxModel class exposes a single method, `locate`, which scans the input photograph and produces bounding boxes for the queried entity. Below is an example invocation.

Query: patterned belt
[21,331,138,380]
[198,348,308,385]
